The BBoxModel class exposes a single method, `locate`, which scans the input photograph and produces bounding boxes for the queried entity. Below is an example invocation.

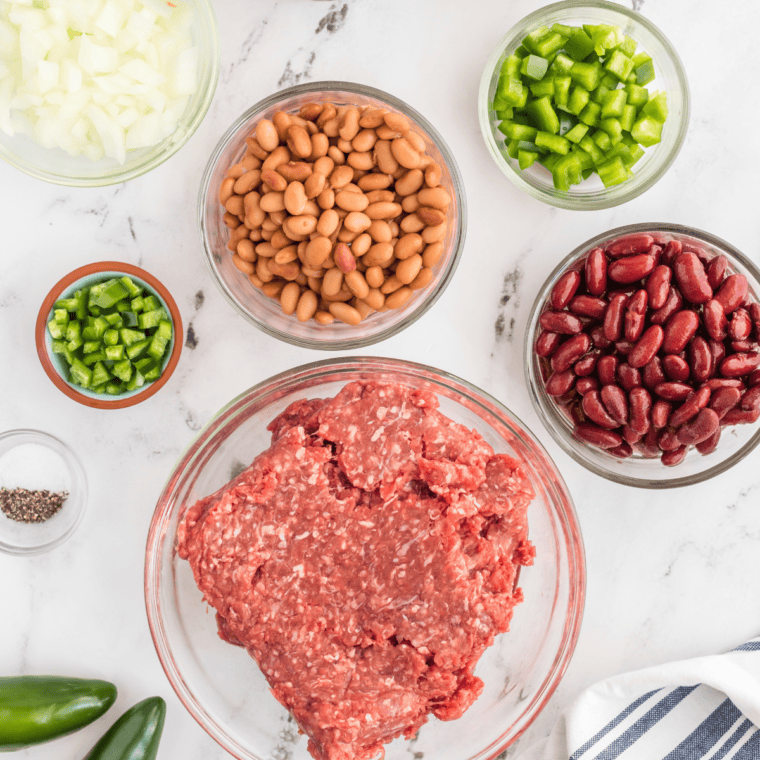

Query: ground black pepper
[0,488,68,523]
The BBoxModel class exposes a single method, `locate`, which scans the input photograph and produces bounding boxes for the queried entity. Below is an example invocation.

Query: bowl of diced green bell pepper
[35,262,183,409]
[478,0,689,210]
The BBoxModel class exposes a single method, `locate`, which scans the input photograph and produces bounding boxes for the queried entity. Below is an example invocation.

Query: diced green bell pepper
[91,361,111,386]
[105,345,125,361]
[69,358,93,388]
[631,115,663,146]
[48,320,66,339]
[147,334,168,361]
[119,276,142,298]
[112,359,133,383]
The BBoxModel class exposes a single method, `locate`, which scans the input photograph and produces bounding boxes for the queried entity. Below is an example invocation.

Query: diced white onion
[0,0,198,164]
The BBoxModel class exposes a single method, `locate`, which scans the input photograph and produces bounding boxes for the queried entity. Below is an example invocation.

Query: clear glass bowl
[478,0,690,210]
[525,223,760,488]
[35,262,183,409]
[198,82,466,349]
[0,0,219,187]
[0,429,87,556]
[145,357,585,760]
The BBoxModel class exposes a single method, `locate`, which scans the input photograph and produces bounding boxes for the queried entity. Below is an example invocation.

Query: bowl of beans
[199,81,466,349]
[525,223,760,488]
[35,261,183,409]
[478,0,689,210]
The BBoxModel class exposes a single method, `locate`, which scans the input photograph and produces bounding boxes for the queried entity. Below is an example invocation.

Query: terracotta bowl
[35,262,183,409]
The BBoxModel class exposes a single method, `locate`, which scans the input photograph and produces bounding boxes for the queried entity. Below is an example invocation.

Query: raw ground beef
[177,381,535,760]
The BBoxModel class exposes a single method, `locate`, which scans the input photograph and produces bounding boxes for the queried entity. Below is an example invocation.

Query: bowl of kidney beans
[525,223,760,488]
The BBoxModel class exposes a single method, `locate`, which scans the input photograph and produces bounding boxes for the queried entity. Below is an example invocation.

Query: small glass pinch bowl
[0,429,87,556]
[145,357,585,760]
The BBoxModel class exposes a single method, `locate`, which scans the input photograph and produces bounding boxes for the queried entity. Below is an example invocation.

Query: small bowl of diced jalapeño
[36,262,183,409]
[478,0,689,210]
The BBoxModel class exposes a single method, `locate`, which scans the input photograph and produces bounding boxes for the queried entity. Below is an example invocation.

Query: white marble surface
[1,0,760,758]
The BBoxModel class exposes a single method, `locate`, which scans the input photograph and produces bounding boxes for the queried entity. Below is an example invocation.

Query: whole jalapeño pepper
[84,697,166,760]
[0,676,117,751]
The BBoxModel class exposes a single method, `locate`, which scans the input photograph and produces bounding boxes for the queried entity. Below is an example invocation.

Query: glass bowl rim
[35,261,183,409]
[144,355,586,760]
[0,428,88,556]
[0,0,220,188]
[197,80,467,350]
[524,221,760,488]
[477,0,691,210]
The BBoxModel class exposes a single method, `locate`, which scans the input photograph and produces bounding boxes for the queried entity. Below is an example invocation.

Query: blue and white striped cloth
[518,639,760,760]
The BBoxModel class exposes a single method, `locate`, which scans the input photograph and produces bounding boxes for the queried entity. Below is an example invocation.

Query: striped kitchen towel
[517,638,760,760]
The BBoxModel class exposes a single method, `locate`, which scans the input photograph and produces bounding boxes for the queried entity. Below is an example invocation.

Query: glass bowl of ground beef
[145,357,585,760]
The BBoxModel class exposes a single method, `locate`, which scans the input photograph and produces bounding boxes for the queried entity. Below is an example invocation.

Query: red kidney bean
[650,287,683,325]
[597,355,619,385]
[603,293,628,341]
[569,295,607,319]
[696,427,720,455]
[658,428,682,451]
[689,337,713,383]
[706,255,728,290]
[540,310,583,335]
[590,325,612,349]
[677,408,720,445]
[709,387,741,419]
[721,408,760,425]
[673,252,712,304]
[662,310,699,354]
[574,423,623,449]
[574,351,600,377]
[576,376,599,396]
[628,325,664,368]
[545,370,576,396]
[703,299,727,341]
[615,340,634,356]
[648,244,663,266]
[622,424,642,444]
[714,273,748,315]
[606,233,654,257]
[536,330,561,357]
[608,254,656,284]
[660,239,682,266]
[741,385,760,411]
[661,446,687,466]
[645,265,671,310]
[703,377,744,392]
[749,303,760,335]
[551,333,591,373]
[608,442,633,458]
[663,354,690,382]
[643,356,666,389]
[708,339,726,370]
[651,399,672,428]
[668,386,711,428]
[624,290,648,342]
[617,362,642,391]
[585,247,607,297]
[728,308,752,340]
[748,370,760,386]
[629,387,652,434]
[551,270,581,310]
[600,384,628,425]
[720,352,760,378]
[654,382,693,401]
[582,390,619,429]
[731,340,756,353]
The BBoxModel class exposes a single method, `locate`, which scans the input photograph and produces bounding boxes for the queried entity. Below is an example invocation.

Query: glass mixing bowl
[145,357,585,760]
[478,0,689,210]
[198,82,466,349]
[0,0,219,186]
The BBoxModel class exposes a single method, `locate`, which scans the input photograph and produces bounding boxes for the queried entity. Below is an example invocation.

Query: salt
[0,444,70,493]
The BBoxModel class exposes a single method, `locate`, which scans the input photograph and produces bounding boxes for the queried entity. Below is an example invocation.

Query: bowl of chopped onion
[0,0,219,187]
